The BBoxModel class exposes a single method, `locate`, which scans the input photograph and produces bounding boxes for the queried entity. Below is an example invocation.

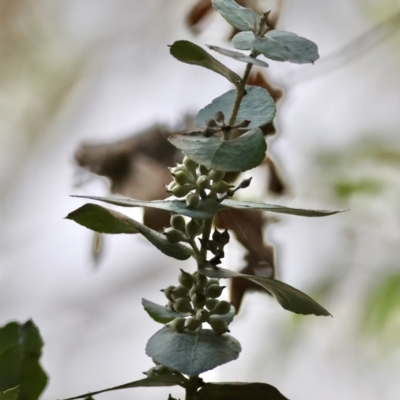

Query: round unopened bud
[144,367,157,377]
[174,298,193,314]
[205,279,219,289]
[193,272,208,289]
[186,193,200,208]
[173,171,194,186]
[167,300,175,311]
[214,111,225,123]
[186,219,202,238]
[183,157,198,176]
[163,227,187,243]
[208,169,225,182]
[206,118,218,128]
[169,184,195,198]
[178,269,194,290]
[170,317,186,332]
[205,284,226,299]
[170,215,186,232]
[202,127,217,137]
[166,181,177,191]
[162,285,175,301]
[206,298,218,311]
[185,317,200,331]
[172,285,189,300]
[191,292,206,309]
[155,365,171,374]
[196,309,210,323]
[210,300,231,315]
[196,175,209,190]
[210,180,234,194]
[209,318,230,335]
[189,285,201,297]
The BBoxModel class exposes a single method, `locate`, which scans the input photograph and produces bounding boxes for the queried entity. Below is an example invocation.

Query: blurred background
[1,0,400,399]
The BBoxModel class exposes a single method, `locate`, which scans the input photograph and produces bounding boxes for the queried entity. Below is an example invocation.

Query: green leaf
[142,299,189,324]
[197,382,289,400]
[231,31,255,50]
[0,320,48,400]
[206,45,268,68]
[252,30,319,64]
[170,40,241,85]
[146,326,241,376]
[61,375,188,400]
[220,199,344,217]
[66,203,138,234]
[66,204,192,261]
[199,265,331,316]
[71,196,219,220]
[0,387,19,400]
[168,128,266,173]
[196,86,276,129]
[211,0,260,32]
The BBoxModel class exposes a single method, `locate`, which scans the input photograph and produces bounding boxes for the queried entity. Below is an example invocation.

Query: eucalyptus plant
[63,1,340,399]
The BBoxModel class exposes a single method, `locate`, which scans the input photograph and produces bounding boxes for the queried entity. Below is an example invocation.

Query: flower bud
[214,111,225,123]
[191,292,206,309]
[174,298,193,314]
[193,272,208,289]
[184,317,200,331]
[186,219,202,238]
[236,119,251,128]
[195,309,210,323]
[170,215,186,232]
[205,278,220,289]
[202,127,218,137]
[210,180,234,194]
[209,318,230,335]
[186,193,200,208]
[155,365,171,374]
[162,285,175,301]
[206,118,218,128]
[196,175,209,190]
[198,165,209,176]
[205,284,226,299]
[206,298,218,311]
[172,171,194,185]
[144,367,157,377]
[170,317,186,332]
[208,169,225,182]
[210,300,231,315]
[167,300,175,311]
[172,285,189,300]
[178,268,194,290]
[169,184,195,198]
[183,157,198,177]
[163,227,187,243]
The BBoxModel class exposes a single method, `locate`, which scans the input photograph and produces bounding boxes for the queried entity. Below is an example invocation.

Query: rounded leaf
[196,86,276,129]
[146,326,241,376]
[231,31,255,50]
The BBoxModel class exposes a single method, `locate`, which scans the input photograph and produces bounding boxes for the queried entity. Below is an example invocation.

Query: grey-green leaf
[220,199,344,217]
[71,196,219,219]
[199,265,331,316]
[61,375,188,400]
[196,86,276,129]
[206,45,268,67]
[66,204,192,260]
[142,299,189,324]
[168,128,266,172]
[170,40,241,85]
[146,326,241,376]
[231,31,255,50]
[197,382,289,400]
[211,0,260,32]
[66,203,139,234]
[0,387,19,400]
[0,321,48,400]
[253,30,319,64]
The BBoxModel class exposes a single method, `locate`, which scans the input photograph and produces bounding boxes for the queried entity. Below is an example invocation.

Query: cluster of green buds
[162,269,232,335]
[163,214,203,244]
[165,156,235,209]
[144,360,181,378]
